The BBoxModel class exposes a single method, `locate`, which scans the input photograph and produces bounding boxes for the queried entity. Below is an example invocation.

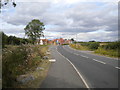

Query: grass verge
[70,44,119,58]
[69,44,89,51]
[16,60,51,88]
[2,44,51,88]
[94,48,119,58]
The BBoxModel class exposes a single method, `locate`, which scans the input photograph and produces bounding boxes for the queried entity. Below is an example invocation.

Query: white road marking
[74,53,79,55]
[93,59,106,64]
[63,46,77,55]
[49,59,56,62]
[115,67,120,69]
[63,46,82,56]
[56,47,57,50]
[63,46,70,51]
[56,47,90,89]
[80,55,89,58]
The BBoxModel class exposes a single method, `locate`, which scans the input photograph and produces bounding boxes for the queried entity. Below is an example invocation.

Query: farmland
[70,41,120,58]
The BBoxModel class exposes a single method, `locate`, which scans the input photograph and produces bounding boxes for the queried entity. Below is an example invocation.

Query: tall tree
[24,19,45,44]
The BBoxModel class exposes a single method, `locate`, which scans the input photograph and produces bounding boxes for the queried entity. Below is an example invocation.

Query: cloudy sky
[0,0,118,41]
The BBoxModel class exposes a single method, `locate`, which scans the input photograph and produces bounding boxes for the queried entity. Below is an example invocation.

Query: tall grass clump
[2,45,48,88]
[70,44,89,50]
[95,41,120,57]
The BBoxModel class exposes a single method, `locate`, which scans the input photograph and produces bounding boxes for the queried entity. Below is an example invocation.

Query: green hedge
[101,41,120,50]
[1,32,32,48]
[81,42,100,50]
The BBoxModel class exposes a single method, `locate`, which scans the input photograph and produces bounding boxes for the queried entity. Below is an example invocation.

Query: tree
[89,40,96,42]
[1,32,8,48]
[71,38,74,42]
[24,19,45,44]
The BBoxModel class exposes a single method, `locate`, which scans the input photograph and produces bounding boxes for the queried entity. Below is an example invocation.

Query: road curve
[40,45,86,88]
[57,45,118,88]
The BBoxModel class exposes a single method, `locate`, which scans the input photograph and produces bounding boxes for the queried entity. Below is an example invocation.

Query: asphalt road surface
[40,45,86,88]
[40,45,119,88]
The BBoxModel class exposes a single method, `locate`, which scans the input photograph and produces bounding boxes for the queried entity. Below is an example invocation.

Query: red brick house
[37,38,73,45]
[37,39,49,45]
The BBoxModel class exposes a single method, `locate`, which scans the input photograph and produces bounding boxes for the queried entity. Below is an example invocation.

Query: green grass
[70,44,89,51]
[2,44,49,88]
[94,47,119,58]
[70,44,119,58]
[62,43,69,45]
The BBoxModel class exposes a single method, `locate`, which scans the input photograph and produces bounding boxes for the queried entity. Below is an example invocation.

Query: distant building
[36,38,73,45]
[40,39,43,45]
[36,39,49,45]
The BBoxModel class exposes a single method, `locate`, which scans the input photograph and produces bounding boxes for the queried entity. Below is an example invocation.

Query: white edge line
[74,53,79,55]
[56,47,90,89]
[63,45,76,55]
[63,46,80,56]
[93,59,106,64]
[115,67,120,69]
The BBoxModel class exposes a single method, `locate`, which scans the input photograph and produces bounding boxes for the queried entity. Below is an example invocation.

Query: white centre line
[93,59,106,64]
[80,55,89,58]
[115,67,120,69]
[56,47,90,89]
[74,53,79,55]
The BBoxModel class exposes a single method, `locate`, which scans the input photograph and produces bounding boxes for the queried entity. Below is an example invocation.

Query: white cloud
[1,1,118,41]
[67,30,118,42]
[16,0,119,3]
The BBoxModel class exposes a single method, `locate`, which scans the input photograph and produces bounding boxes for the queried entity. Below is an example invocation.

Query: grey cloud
[65,2,118,32]
[3,15,33,25]
[2,2,51,26]
[16,2,51,16]
[3,28,25,34]
[1,2,118,41]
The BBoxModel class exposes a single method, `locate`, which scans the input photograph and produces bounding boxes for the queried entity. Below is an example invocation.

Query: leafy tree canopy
[24,19,45,44]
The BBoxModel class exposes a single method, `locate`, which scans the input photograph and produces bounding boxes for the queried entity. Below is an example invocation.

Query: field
[70,41,120,58]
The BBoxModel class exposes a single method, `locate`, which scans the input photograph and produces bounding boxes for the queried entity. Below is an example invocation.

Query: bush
[70,44,89,50]
[89,42,100,50]
[62,43,69,45]
[2,45,48,87]
[81,42,100,50]
[2,32,33,47]
[101,41,120,50]
[95,47,120,57]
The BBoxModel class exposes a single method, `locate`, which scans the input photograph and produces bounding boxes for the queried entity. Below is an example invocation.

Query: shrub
[81,42,100,50]
[101,41,120,50]
[89,42,100,50]
[62,43,69,45]
[2,45,48,87]
[95,47,120,57]
[70,44,89,50]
